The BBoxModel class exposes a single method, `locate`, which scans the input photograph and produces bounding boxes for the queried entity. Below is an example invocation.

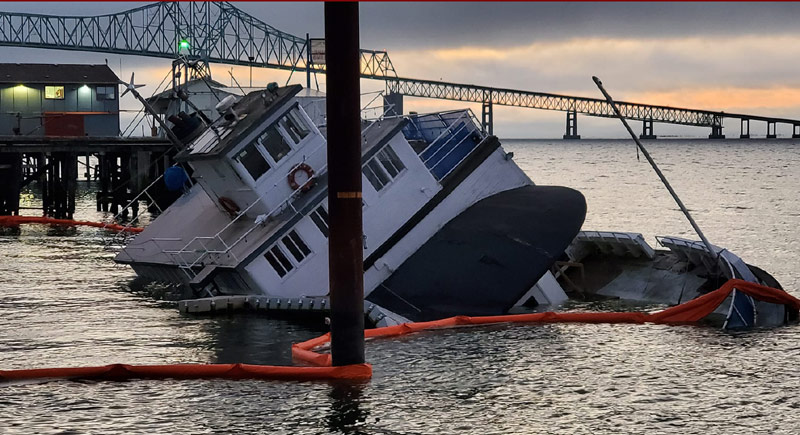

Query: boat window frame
[362,143,407,194]
[232,140,272,184]
[309,204,329,238]
[264,228,314,280]
[229,103,320,188]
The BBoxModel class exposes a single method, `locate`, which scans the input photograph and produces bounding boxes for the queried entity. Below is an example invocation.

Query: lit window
[257,125,292,163]
[310,205,329,238]
[362,144,406,192]
[234,142,271,182]
[96,86,116,100]
[44,86,64,100]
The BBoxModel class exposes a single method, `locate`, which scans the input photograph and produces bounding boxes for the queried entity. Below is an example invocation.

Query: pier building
[0,63,119,137]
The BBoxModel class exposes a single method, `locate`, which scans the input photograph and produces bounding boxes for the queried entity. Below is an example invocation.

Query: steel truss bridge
[1,1,797,138]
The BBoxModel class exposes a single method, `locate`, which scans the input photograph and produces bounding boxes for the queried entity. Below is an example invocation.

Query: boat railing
[102,170,181,249]
[162,141,330,276]
[414,110,484,180]
[104,163,198,261]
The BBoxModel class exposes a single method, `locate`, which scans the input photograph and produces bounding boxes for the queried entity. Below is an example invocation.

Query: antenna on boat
[120,73,184,148]
[592,76,722,269]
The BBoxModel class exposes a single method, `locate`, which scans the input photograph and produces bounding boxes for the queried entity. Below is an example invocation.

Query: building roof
[0,63,119,84]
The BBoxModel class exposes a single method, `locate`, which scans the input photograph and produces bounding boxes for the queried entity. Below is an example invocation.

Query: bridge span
[0,1,797,139]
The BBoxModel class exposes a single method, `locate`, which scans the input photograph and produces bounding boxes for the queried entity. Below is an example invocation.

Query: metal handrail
[164,141,330,272]
[416,110,474,160]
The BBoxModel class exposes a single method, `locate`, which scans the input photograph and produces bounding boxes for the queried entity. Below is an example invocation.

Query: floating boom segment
[0,2,308,71]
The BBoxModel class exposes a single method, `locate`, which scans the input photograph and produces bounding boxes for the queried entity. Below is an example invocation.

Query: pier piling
[325,1,366,367]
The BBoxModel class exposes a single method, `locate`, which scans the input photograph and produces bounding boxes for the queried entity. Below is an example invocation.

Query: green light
[179,39,190,50]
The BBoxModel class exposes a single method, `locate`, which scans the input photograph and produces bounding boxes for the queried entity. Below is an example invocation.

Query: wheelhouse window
[309,205,329,238]
[252,107,312,165]
[234,142,271,182]
[44,86,64,100]
[265,230,312,278]
[362,144,406,192]
[96,86,116,100]
[278,108,310,144]
[257,125,292,163]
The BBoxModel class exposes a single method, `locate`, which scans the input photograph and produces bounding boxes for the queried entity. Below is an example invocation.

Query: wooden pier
[0,136,173,219]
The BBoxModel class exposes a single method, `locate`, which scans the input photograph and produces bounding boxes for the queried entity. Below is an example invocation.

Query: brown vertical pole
[325,1,365,366]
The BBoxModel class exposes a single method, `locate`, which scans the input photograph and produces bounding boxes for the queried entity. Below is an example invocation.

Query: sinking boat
[115,84,792,329]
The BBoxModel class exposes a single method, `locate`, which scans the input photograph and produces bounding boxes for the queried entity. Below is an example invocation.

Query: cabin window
[282,230,311,262]
[44,86,64,100]
[362,144,406,192]
[310,205,329,238]
[258,125,292,163]
[96,86,116,100]
[265,245,294,278]
[278,108,310,144]
[234,142,271,182]
[265,230,312,278]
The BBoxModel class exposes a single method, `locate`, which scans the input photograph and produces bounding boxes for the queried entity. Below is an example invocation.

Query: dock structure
[1,2,799,139]
[0,136,172,218]
[177,295,407,328]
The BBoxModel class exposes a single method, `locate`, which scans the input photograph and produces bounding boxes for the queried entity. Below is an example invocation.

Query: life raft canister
[287,163,316,193]
[218,196,240,217]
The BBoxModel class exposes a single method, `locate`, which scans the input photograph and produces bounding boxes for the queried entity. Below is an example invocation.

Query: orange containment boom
[3,280,796,384]
[292,279,800,365]
[0,215,143,233]
[0,362,372,383]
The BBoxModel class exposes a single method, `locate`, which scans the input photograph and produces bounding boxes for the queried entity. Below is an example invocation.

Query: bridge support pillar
[383,92,403,116]
[640,119,656,139]
[563,110,580,139]
[793,124,800,139]
[709,125,725,139]
[740,119,750,139]
[767,121,777,139]
[481,101,493,136]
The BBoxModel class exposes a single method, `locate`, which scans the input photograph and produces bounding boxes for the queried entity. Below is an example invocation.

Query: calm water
[2,139,800,434]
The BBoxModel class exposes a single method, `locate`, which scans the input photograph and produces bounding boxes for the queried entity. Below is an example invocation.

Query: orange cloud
[629,87,800,112]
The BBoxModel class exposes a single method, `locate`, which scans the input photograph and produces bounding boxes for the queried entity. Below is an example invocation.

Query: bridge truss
[0,1,797,137]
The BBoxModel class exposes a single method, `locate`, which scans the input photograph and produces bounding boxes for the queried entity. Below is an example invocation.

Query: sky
[2,2,800,138]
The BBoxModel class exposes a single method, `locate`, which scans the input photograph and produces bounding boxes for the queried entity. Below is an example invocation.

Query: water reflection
[3,140,800,433]
[326,381,371,435]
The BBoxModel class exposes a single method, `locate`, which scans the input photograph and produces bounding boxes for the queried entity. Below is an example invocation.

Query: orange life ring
[287,163,316,192]
[218,196,240,217]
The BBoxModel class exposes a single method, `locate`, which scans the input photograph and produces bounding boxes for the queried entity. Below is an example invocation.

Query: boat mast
[593,76,722,270]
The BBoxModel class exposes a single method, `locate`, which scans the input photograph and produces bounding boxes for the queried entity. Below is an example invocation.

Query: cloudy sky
[3,2,800,138]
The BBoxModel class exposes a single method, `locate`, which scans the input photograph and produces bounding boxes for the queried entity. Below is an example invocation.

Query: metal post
[740,118,750,139]
[306,33,312,89]
[325,1,365,366]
